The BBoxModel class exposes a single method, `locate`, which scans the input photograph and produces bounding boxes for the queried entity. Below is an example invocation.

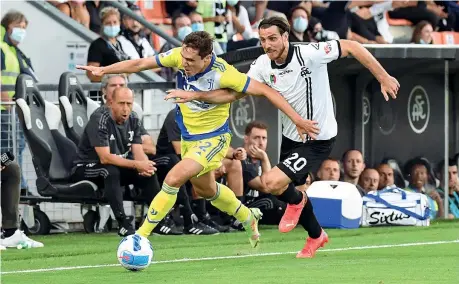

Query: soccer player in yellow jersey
[77,31,318,248]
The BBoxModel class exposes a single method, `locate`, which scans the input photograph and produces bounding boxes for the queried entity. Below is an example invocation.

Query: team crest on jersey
[324,42,332,54]
[269,73,276,84]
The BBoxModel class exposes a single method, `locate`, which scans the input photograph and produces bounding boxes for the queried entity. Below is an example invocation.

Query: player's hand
[380,75,400,101]
[248,145,266,160]
[0,166,4,172]
[295,119,320,141]
[135,160,155,174]
[76,65,105,77]
[165,89,197,103]
[233,147,247,160]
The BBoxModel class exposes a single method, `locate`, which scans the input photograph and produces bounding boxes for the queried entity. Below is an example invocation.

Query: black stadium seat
[58,72,100,145]
[15,74,99,198]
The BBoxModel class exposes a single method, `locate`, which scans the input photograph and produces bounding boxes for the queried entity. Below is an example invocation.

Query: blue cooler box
[307,181,363,229]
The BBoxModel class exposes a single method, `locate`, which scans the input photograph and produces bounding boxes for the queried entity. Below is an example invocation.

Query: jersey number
[284,153,307,171]
[198,141,212,152]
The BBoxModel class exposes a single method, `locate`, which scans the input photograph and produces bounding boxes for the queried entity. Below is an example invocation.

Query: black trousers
[72,164,159,220]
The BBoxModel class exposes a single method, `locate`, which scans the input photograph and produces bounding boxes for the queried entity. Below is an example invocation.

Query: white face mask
[10,27,26,43]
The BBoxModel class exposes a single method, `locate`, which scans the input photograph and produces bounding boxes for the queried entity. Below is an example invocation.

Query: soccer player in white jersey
[167,16,399,258]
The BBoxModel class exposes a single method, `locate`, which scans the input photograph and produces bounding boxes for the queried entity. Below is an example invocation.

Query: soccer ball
[117,234,153,271]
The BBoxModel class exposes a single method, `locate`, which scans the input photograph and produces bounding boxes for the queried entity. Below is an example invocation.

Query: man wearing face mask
[117,5,156,60]
[190,12,224,55]
[289,6,310,42]
[306,16,340,43]
[1,10,38,195]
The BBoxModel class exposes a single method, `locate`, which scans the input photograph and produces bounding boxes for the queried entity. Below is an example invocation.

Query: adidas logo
[188,227,203,235]
[159,226,171,234]
[110,134,115,141]
[119,227,128,235]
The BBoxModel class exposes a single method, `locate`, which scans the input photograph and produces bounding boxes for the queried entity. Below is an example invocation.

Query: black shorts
[277,136,335,186]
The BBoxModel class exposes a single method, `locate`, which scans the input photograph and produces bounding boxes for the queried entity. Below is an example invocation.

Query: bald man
[72,87,159,237]
[359,168,380,194]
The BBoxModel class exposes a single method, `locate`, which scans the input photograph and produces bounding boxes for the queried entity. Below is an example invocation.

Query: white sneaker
[0,245,6,250]
[1,230,44,248]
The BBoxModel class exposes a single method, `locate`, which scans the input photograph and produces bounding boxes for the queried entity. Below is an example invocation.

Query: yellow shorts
[181,133,231,177]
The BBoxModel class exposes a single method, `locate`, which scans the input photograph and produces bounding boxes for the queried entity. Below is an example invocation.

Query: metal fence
[1,81,176,195]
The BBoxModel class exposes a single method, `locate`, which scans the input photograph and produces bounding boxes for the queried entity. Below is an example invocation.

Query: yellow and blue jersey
[155,47,251,141]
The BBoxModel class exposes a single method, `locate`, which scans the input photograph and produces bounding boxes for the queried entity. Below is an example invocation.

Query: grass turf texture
[1,220,458,284]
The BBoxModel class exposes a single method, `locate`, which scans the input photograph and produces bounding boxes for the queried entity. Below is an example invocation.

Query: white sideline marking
[2,240,458,275]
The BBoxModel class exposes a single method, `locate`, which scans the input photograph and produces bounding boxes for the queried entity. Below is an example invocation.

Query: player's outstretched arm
[77,57,158,78]
[339,40,400,101]
[165,89,246,104]
[245,79,319,141]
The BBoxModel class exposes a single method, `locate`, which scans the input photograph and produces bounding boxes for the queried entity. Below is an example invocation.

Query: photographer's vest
[1,39,20,111]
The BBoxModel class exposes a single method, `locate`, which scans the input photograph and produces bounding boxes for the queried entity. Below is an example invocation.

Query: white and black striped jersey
[247,40,341,142]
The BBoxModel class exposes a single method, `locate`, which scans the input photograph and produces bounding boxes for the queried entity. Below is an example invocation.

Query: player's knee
[164,174,183,189]
[261,174,284,195]
[104,165,120,178]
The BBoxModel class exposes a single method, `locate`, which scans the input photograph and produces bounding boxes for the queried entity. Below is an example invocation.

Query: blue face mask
[227,0,239,6]
[178,26,192,41]
[419,39,429,44]
[293,17,308,33]
[103,25,120,38]
[10,27,26,44]
[191,22,204,32]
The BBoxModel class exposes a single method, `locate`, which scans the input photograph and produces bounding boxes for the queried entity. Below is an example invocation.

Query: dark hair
[1,10,28,29]
[183,31,214,58]
[411,20,432,44]
[245,121,268,135]
[258,16,290,35]
[436,159,457,175]
[171,13,188,28]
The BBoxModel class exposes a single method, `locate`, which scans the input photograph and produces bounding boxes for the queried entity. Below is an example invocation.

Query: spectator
[56,0,90,29]
[436,159,459,218]
[411,21,434,44]
[226,0,259,51]
[71,87,158,237]
[189,12,224,54]
[196,0,228,52]
[85,0,113,33]
[305,16,339,43]
[288,5,310,42]
[154,109,222,234]
[342,149,366,196]
[405,161,444,219]
[165,1,197,17]
[359,168,380,194]
[86,7,129,101]
[388,1,440,30]
[0,161,43,249]
[1,10,37,195]
[348,2,388,44]
[316,158,340,181]
[377,163,396,190]
[118,5,156,60]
